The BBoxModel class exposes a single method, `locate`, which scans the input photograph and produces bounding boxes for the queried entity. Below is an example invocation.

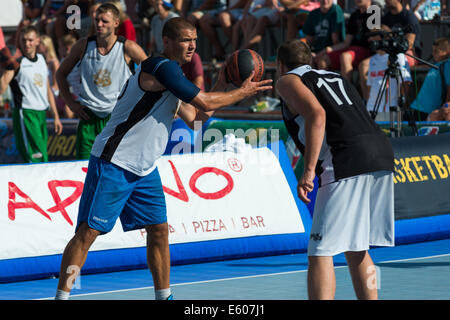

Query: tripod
[371,52,418,137]
[370,50,441,137]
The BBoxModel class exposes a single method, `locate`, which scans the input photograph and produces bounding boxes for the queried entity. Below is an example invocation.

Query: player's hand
[54,118,63,135]
[297,170,315,204]
[68,102,90,121]
[241,71,273,96]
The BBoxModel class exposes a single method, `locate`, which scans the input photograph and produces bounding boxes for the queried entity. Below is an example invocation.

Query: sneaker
[165,294,173,300]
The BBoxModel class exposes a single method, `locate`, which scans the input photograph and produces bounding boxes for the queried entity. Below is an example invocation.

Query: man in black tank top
[276,39,395,300]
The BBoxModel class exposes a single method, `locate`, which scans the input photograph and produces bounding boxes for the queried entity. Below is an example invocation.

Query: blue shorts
[76,156,167,234]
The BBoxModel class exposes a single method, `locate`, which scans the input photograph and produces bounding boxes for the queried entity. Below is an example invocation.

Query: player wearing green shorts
[0,25,62,163]
[56,3,147,160]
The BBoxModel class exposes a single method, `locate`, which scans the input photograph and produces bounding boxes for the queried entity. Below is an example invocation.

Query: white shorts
[307,171,395,256]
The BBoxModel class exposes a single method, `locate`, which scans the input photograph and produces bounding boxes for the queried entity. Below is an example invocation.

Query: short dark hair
[162,17,195,40]
[97,2,120,19]
[20,25,39,37]
[277,39,312,70]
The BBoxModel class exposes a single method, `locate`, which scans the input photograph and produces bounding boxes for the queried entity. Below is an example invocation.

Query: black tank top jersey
[281,65,394,185]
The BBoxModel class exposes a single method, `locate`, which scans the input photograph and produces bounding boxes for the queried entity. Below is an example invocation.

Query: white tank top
[10,53,49,111]
[78,36,132,118]
[90,63,180,176]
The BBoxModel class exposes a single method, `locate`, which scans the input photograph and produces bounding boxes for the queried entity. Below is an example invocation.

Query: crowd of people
[0,0,449,163]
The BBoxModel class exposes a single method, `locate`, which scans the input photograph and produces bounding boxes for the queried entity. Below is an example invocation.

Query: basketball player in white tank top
[56,3,147,159]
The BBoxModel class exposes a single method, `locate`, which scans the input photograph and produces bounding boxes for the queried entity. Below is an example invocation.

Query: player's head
[19,25,40,58]
[95,3,120,38]
[162,17,197,65]
[276,39,312,74]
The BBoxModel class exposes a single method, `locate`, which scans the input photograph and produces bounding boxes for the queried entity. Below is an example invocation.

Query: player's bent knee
[75,222,101,247]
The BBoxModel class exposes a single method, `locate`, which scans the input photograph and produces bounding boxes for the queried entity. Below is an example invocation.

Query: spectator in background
[171,0,184,12]
[217,0,248,52]
[150,0,205,89]
[150,0,180,54]
[239,0,283,51]
[38,35,60,98]
[279,0,320,41]
[302,0,345,67]
[198,0,248,60]
[381,0,421,67]
[109,0,138,41]
[125,0,140,22]
[21,0,44,26]
[88,1,103,36]
[0,25,63,163]
[314,0,373,84]
[16,0,45,51]
[40,0,68,45]
[410,38,450,121]
[57,33,78,118]
[180,0,203,17]
[186,0,227,28]
[365,28,412,121]
[182,52,205,90]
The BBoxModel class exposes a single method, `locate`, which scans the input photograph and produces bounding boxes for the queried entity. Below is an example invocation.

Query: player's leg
[56,222,101,293]
[120,167,171,299]
[344,250,378,300]
[55,156,134,299]
[12,108,48,162]
[145,223,171,298]
[307,256,336,300]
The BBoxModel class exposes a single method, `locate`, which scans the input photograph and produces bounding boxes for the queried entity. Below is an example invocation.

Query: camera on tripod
[368,26,410,56]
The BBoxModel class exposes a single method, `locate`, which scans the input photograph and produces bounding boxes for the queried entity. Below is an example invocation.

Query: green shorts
[12,107,48,163]
[76,108,111,160]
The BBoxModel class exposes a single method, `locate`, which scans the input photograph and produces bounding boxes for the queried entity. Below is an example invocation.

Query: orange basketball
[225,49,265,87]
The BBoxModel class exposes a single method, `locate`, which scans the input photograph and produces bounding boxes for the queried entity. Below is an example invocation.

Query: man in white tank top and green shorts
[56,3,147,159]
[0,25,62,163]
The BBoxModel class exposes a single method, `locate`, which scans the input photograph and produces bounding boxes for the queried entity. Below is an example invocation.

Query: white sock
[155,288,171,300]
[55,289,70,300]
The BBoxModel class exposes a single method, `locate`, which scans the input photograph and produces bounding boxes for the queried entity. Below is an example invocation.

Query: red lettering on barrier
[189,167,234,200]
[192,219,228,233]
[241,216,265,229]
[193,221,201,233]
[8,182,51,221]
[46,180,84,226]
[162,160,189,202]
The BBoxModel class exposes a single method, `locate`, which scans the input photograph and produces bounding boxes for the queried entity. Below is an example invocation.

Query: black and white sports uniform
[281,65,395,256]
[281,65,394,187]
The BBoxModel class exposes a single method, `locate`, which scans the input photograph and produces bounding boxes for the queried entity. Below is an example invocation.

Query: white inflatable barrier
[0,142,312,282]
